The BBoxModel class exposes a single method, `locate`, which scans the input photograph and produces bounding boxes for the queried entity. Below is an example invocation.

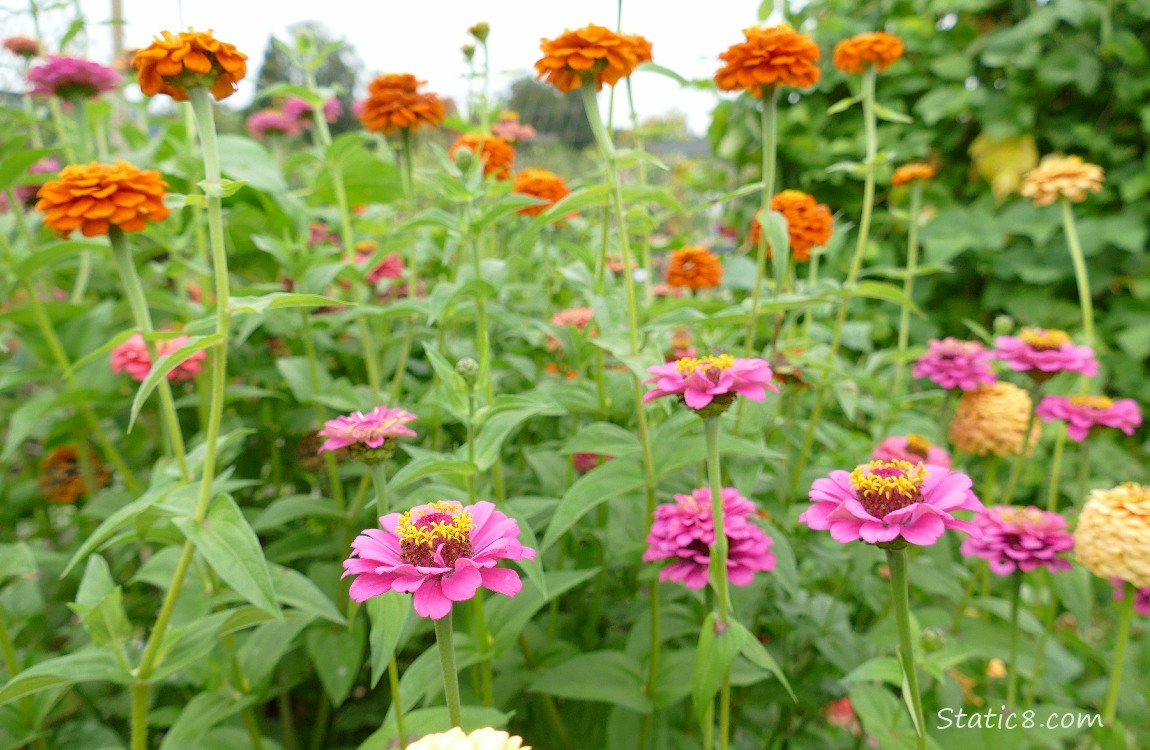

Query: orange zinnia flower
[133,29,247,101]
[715,25,821,95]
[35,160,170,238]
[750,190,833,262]
[832,31,904,75]
[1020,154,1104,207]
[450,133,515,180]
[892,162,935,186]
[38,445,110,504]
[513,168,570,216]
[358,73,446,136]
[665,246,723,291]
[535,24,652,93]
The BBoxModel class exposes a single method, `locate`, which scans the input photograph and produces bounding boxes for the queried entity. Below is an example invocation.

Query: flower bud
[992,315,1014,336]
[456,357,480,387]
[468,22,490,43]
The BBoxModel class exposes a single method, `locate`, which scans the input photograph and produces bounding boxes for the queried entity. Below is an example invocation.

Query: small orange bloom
[832,31,904,75]
[358,73,446,136]
[715,25,821,95]
[666,246,723,291]
[133,29,247,101]
[535,24,652,93]
[35,161,170,238]
[751,190,833,261]
[450,133,515,180]
[892,162,935,186]
[512,168,570,216]
[39,445,110,504]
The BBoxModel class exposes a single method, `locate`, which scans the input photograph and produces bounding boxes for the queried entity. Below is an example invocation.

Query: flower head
[751,191,833,261]
[892,162,935,186]
[993,328,1098,379]
[4,36,41,59]
[535,24,652,93]
[133,29,247,101]
[572,452,613,473]
[823,697,862,735]
[512,168,570,216]
[111,333,206,383]
[665,245,723,290]
[546,306,596,352]
[949,382,1038,457]
[1036,394,1141,442]
[343,500,536,619]
[1110,579,1150,617]
[492,112,537,143]
[715,25,821,95]
[833,32,905,74]
[1020,155,1104,207]
[245,108,302,139]
[358,73,445,135]
[643,487,775,589]
[872,434,952,469]
[38,445,110,504]
[406,727,531,750]
[449,133,515,180]
[1075,483,1150,588]
[913,337,997,391]
[644,354,777,414]
[800,459,982,546]
[961,505,1074,575]
[27,55,121,99]
[35,160,170,238]
[355,243,405,286]
[317,406,416,463]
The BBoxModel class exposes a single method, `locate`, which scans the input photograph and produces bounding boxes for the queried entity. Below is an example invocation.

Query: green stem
[22,94,44,148]
[108,226,189,480]
[1075,440,1091,503]
[1005,570,1023,709]
[366,461,408,743]
[1059,199,1094,348]
[276,673,297,750]
[300,312,346,509]
[389,129,419,402]
[47,96,77,163]
[1045,429,1067,512]
[742,86,780,360]
[1000,383,1042,505]
[625,77,653,304]
[983,455,998,504]
[886,546,927,750]
[387,655,408,748]
[889,183,923,422]
[434,615,463,728]
[1024,569,1058,708]
[793,69,879,494]
[1101,581,1135,724]
[704,416,731,624]
[71,96,92,162]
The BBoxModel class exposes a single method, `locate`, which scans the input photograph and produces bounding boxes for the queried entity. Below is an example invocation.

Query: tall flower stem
[47,97,77,163]
[793,69,879,495]
[1075,440,1091,502]
[389,129,418,402]
[703,414,733,750]
[1024,569,1059,708]
[22,94,44,148]
[434,615,463,728]
[461,380,494,706]
[886,546,927,750]
[1000,383,1042,505]
[108,226,189,480]
[299,312,346,509]
[1005,570,1023,709]
[1101,581,1135,725]
[625,78,653,303]
[131,86,234,750]
[888,183,924,423]
[367,461,408,745]
[1059,199,1094,348]
[1045,430,1067,512]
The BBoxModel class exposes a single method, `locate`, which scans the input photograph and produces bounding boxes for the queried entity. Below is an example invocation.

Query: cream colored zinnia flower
[406,727,531,750]
[948,382,1038,457]
[1075,483,1150,588]
[1020,154,1104,207]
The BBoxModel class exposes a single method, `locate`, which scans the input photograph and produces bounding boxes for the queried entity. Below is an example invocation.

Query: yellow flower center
[996,506,1046,526]
[1067,394,1113,410]
[676,354,735,375]
[1019,328,1071,351]
[850,460,929,519]
[905,434,931,458]
[396,501,475,568]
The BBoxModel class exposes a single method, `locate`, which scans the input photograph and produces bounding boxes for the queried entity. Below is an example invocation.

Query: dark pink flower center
[849,460,928,519]
[397,504,474,568]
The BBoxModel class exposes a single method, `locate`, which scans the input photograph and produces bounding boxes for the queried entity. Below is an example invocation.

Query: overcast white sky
[50,0,765,133]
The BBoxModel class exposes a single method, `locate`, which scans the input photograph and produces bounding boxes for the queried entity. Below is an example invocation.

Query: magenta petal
[348,573,398,602]
[441,563,482,602]
[899,513,945,546]
[480,567,523,597]
[412,577,453,619]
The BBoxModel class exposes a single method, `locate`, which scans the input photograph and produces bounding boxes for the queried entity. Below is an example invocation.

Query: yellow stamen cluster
[850,460,928,501]
[1018,328,1070,351]
[396,501,474,548]
[676,354,734,375]
[1067,394,1114,411]
[996,506,1047,526]
[905,434,931,458]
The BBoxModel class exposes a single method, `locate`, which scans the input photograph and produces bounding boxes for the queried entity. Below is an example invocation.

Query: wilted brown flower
[535,24,652,93]
[714,25,821,95]
[39,445,109,504]
[133,29,247,101]
[949,382,1039,457]
[35,161,170,238]
[832,31,904,74]
[1020,154,1104,207]
[1075,483,1150,588]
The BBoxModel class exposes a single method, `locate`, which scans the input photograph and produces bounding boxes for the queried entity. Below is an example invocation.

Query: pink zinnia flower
[354,245,405,285]
[27,55,121,98]
[800,459,983,546]
[317,406,417,457]
[110,333,205,383]
[643,354,777,412]
[872,434,952,469]
[993,328,1098,379]
[1035,394,1141,442]
[1111,579,1150,617]
[246,108,302,139]
[342,500,536,619]
[960,505,1074,575]
[912,337,997,391]
[492,117,537,144]
[308,221,340,248]
[3,36,40,59]
[283,95,342,123]
[823,697,862,735]
[572,452,612,473]
[643,487,775,589]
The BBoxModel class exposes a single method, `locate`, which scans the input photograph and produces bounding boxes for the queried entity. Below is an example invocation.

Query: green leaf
[197,178,247,198]
[128,333,224,429]
[692,613,741,728]
[238,617,312,687]
[0,543,36,580]
[271,565,346,625]
[843,656,903,686]
[2,389,68,460]
[531,651,651,714]
[367,593,411,687]
[486,569,597,654]
[1050,566,1092,635]
[0,148,55,190]
[252,494,344,532]
[637,62,688,86]
[873,102,914,124]
[846,281,922,314]
[306,615,367,707]
[173,494,281,617]
[0,649,130,707]
[560,422,642,457]
[69,556,132,647]
[732,621,795,700]
[387,455,476,492]
[470,394,566,471]
[757,0,774,20]
[158,690,253,750]
[229,292,348,315]
[541,457,645,551]
[217,135,288,194]
[14,240,103,277]
[315,133,403,206]
[827,95,860,115]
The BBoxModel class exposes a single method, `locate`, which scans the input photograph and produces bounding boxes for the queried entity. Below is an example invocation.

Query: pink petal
[480,567,523,597]
[412,577,454,619]
[441,562,482,602]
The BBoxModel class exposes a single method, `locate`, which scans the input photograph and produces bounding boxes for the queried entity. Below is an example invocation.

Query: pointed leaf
[691,613,741,728]
[129,333,224,429]
[367,592,411,687]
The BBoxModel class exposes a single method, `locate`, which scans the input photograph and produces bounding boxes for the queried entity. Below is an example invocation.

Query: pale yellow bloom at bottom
[406,727,531,750]
[1075,483,1150,588]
